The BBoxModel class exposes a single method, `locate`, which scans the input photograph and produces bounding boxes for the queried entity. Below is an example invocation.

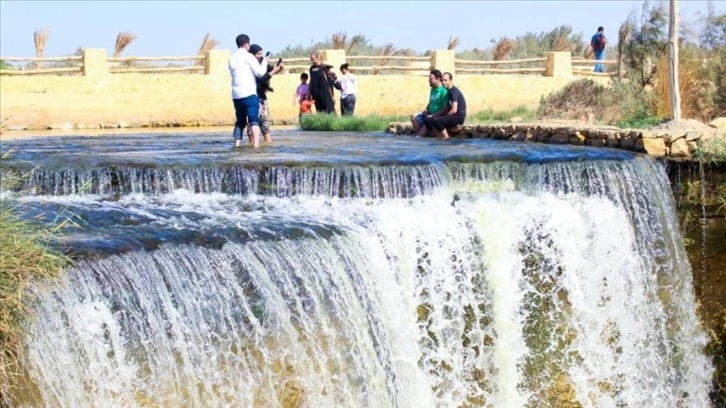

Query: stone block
[669,138,690,158]
[642,137,667,156]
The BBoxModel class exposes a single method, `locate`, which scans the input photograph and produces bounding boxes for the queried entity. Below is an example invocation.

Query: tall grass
[468,105,537,123]
[300,114,407,131]
[695,135,726,164]
[300,107,537,131]
[113,31,137,58]
[32,27,49,70]
[0,156,70,403]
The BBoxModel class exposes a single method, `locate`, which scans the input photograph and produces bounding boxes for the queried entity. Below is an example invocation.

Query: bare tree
[33,27,49,69]
[447,36,461,50]
[668,0,682,120]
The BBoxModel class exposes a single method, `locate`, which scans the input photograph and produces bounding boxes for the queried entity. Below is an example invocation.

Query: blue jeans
[232,95,260,140]
[341,95,356,116]
[593,50,605,73]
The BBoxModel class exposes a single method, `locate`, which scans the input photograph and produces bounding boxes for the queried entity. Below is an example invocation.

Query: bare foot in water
[263,134,272,144]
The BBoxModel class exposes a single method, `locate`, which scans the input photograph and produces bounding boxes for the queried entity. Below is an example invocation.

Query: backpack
[592,34,606,51]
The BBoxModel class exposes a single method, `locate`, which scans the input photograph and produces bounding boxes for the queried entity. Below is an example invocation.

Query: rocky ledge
[386,121,726,160]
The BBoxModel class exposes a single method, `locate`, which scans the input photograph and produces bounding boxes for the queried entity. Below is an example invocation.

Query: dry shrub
[653,52,711,121]
[373,43,398,75]
[584,45,595,60]
[330,31,365,54]
[493,37,515,61]
[447,36,461,50]
[113,31,137,58]
[538,79,608,121]
[33,27,49,69]
[331,31,346,50]
[196,33,220,65]
[539,78,657,126]
[552,36,574,52]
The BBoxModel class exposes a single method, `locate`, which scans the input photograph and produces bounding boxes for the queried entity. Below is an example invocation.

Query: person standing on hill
[591,26,607,73]
[229,33,270,148]
[308,51,336,114]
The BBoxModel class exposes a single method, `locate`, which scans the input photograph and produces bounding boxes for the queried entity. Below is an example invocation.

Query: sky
[0,0,723,57]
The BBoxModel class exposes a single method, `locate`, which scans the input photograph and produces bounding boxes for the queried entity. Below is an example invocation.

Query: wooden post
[668,0,682,121]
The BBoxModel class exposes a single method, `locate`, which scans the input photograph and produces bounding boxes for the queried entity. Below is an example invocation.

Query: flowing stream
[1,130,714,407]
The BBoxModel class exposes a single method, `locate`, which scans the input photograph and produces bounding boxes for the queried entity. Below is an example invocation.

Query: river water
[1,130,714,407]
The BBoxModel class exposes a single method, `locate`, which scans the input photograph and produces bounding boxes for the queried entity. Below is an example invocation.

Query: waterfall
[10,155,714,407]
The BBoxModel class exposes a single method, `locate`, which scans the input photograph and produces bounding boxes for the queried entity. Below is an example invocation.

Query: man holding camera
[229,34,270,148]
[248,44,284,144]
[308,51,336,114]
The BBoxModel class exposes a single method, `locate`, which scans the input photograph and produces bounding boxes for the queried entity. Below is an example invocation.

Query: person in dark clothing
[308,51,336,115]
[424,72,466,140]
[248,44,284,143]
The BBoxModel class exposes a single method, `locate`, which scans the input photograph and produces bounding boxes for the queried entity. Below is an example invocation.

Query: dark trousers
[425,114,465,132]
[314,93,336,115]
[341,95,356,116]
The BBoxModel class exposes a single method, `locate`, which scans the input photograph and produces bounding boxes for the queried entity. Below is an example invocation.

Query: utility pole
[668,0,682,121]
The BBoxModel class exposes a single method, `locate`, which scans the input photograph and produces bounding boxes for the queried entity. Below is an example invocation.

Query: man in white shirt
[337,63,357,116]
[229,33,270,148]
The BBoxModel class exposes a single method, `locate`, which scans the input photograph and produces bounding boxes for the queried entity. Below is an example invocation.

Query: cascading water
[1,131,714,407]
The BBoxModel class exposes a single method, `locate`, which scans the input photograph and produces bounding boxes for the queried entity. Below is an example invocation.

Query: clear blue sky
[0,1,721,57]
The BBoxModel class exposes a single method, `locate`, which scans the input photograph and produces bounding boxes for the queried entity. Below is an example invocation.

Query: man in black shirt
[424,72,467,140]
[249,44,284,143]
[308,51,336,114]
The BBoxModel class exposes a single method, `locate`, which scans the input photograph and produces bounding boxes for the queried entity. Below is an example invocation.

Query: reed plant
[196,33,220,65]
[0,152,71,403]
[32,27,49,70]
[113,31,137,58]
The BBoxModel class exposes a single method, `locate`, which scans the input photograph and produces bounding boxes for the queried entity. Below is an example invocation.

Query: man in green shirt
[410,69,449,137]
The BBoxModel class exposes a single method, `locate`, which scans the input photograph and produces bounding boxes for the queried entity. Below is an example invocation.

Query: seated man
[410,69,449,136]
[424,72,466,140]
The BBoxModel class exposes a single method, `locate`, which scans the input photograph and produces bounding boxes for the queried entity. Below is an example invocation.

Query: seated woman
[424,72,466,140]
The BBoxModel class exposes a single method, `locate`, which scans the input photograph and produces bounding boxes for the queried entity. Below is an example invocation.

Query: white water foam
[17,181,713,407]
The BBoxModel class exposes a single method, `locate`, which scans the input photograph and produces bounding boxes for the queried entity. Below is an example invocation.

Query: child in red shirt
[299,94,314,119]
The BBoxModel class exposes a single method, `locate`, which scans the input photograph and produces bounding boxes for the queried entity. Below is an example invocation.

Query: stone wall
[387,122,726,160]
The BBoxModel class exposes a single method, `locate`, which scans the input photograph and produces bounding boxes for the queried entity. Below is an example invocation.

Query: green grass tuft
[300,107,538,132]
[467,105,538,123]
[616,115,663,129]
[300,114,408,131]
